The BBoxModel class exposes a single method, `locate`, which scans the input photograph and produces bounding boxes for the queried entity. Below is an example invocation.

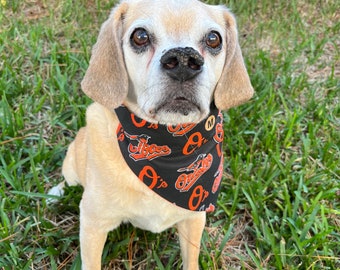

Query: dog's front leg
[79,199,111,270]
[177,212,206,270]
[80,225,107,270]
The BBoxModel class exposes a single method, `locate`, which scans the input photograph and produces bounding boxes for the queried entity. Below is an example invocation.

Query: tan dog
[50,0,253,269]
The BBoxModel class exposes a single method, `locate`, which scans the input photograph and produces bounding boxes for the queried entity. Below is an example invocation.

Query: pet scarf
[115,105,224,212]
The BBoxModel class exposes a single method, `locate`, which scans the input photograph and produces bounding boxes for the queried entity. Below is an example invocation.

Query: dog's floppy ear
[81,3,129,110]
[214,10,254,110]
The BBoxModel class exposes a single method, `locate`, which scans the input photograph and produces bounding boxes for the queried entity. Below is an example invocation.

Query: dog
[49,0,253,269]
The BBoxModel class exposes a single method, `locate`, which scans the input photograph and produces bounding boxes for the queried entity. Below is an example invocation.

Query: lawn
[0,0,339,269]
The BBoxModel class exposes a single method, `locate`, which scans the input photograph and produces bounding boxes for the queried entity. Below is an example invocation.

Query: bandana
[115,105,224,212]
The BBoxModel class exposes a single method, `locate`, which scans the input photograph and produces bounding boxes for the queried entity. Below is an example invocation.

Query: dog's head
[81,0,254,124]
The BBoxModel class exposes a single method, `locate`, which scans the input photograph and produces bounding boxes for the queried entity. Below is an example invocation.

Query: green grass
[0,0,339,269]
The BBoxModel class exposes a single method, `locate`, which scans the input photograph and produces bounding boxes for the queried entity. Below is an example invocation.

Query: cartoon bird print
[177,154,206,172]
[125,133,151,143]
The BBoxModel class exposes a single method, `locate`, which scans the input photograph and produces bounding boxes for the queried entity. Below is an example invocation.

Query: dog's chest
[115,105,224,212]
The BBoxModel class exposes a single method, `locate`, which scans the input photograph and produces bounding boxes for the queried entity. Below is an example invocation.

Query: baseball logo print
[115,105,224,212]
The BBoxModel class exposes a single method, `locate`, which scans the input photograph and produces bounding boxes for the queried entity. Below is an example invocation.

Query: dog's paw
[47,182,65,204]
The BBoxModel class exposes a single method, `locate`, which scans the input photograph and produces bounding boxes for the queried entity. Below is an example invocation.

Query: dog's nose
[160,47,204,82]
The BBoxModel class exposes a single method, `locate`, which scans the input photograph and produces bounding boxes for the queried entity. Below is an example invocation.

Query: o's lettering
[205,203,215,212]
[167,125,181,133]
[131,114,146,128]
[216,143,222,157]
[116,124,125,142]
[138,165,159,189]
[148,123,158,129]
[183,132,204,155]
[214,123,224,143]
[188,185,204,210]
[116,123,122,134]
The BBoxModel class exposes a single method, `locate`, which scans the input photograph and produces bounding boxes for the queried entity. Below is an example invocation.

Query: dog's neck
[114,105,224,212]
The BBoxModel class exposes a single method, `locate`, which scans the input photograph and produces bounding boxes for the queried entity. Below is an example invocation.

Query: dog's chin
[158,99,200,115]
[153,100,205,125]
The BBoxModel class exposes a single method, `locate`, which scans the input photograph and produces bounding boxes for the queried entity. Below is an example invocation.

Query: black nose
[160,47,204,82]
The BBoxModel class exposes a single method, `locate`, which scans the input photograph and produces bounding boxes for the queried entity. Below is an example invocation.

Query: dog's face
[122,0,227,124]
[81,0,254,124]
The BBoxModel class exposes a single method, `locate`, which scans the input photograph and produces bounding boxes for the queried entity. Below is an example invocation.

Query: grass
[0,0,339,269]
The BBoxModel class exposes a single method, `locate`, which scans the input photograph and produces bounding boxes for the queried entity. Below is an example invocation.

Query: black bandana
[115,105,224,212]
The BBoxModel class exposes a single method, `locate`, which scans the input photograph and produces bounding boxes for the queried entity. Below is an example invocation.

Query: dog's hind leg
[48,128,87,203]
[177,212,206,270]
[62,127,87,187]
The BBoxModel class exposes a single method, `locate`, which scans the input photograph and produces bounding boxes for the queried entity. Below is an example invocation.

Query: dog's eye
[205,31,222,49]
[131,28,150,47]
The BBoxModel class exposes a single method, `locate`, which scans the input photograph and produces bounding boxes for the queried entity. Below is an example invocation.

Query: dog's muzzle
[160,47,204,82]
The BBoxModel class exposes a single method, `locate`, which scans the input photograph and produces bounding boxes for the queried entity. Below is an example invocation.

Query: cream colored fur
[52,0,253,269]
